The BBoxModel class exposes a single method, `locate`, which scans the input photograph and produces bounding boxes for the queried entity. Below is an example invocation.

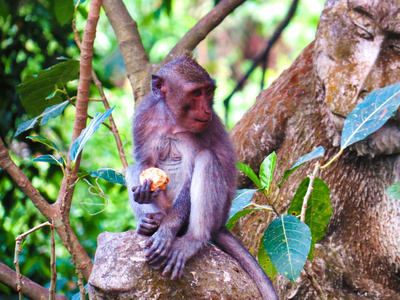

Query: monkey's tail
[212,227,279,300]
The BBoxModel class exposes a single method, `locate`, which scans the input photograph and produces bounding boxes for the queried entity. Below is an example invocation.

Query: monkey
[125,53,279,300]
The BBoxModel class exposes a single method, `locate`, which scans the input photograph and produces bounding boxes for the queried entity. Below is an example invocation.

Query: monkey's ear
[151,74,166,99]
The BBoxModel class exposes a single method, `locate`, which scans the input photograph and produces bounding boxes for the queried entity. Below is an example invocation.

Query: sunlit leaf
[227,209,258,230]
[55,0,74,26]
[259,152,276,193]
[263,215,311,282]
[16,59,79,117]
[341,81,400,149]
[278,146,325,188]
[15,101,69,136]
[229,189,257,219]
[288,177,332,260]
[33,155,63,166]
[237,162,262,188]
[70,107,115,162]
[89,168,126,185]
[258,238,278,280]
[27,136,60,152]
[387,183,400,199]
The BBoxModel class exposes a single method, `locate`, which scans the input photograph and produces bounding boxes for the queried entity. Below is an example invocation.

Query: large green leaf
[54,0,74,26]
[229,189,257,219]
[263,215,311,282]
[27,136,61,152]
[15,101,69,136]
[16,59,79,117]
[387,183,400,200]
[288,177,332,259]
[341,81,400,149]
[278,146,325,188]
[70,107,115,162]
[237,162,262,188]
[259,152,276,194]
[88,168,126,185]
[33,155,63,167]
[258,238,277,280]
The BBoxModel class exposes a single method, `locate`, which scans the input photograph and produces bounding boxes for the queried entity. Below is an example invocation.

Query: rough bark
[230,1,400,298]
[88,231,261,299]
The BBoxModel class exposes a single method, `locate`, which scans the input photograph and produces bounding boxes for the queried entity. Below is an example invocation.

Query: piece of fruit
[139,168,169,191]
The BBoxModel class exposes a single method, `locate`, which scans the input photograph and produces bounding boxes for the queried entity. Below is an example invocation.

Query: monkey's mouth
[194,118,210,124]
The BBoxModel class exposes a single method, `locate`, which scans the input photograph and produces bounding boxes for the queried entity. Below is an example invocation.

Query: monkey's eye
[192,89,202,97]
[205,87,214,97]
[389,44,400,55]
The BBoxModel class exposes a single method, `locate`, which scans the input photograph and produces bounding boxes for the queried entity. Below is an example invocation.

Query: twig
[300,162,320,222]
[304,261,327,300]
[76,268,86,299]
[0,262,67,300]
[49,221,56,300]
[163,0,246,65]
[223,0,300,123]
[14,222,52,299]
[72,15,128,169]
[261,190,281,217]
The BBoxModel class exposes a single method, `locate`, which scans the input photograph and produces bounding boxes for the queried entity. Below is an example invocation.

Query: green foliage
[26,136,61,153]
[257,239,277,280]
[16,60,79,117]
[54,0,75,26]
[263,215,311,282]
[237,163,262,188]
[88,168,125,185]
[15,101,69,136]
[33,154,63,166]
[259,152,276,194]
[288,177,332,260]
[341,81,400,149]
[278,146,325,188]
[387,183,400,200]
[70,107,115,162]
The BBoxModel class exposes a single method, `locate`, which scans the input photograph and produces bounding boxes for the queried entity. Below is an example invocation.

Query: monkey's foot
[145,227,175,265]
[161,237,204,280]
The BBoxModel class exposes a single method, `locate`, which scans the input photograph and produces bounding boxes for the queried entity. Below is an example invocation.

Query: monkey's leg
[145,179,191,266]
[212,227,279,300]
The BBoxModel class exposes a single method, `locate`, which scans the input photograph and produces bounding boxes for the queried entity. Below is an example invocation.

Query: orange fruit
[139,168,169,191]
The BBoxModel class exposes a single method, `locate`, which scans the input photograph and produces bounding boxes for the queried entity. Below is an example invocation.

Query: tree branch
[0,262,67,300]
[223,0,299,123]
[163,0,246,65]
[102,0,151,102]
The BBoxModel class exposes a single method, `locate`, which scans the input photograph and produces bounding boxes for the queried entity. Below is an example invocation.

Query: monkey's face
[314,0,400,123]
[168,80,215,133]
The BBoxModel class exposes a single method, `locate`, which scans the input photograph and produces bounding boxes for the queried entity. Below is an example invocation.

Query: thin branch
[73,15,128,169]
[102,0,151,101]
[163,0,247,65]
[304,261,327,300]
[300,162,320,222]
[0,262,67,300]
[223,0,300,123]
[14,222,52,300]
[49,221,56,300]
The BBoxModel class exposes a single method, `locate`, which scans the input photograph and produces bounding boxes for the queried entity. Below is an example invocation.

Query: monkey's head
[151,53,216,133]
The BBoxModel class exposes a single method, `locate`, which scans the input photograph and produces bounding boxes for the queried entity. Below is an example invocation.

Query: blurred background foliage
[0,0,324,297]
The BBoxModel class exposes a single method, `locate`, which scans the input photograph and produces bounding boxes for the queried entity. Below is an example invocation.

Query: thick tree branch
[102,0,151,102]
[0,262,67,300]
[163,0,246,65]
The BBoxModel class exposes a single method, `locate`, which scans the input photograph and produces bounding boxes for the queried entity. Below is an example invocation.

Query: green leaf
[341,81,400,150]
[288,177,332,258]
[55,0,74,26]
[33,155,63,166]
[70,107,115,162]
[77,170,90,179]
[387,183,400,199]
[237,162,262,188]
[15,101,69,136]
[27,136,60,152]
[263,215,312,282]
[258,238,278,280]
[278,146,325,188]
[259,152,276,193]
[227,209,258,231]
[229,189,257,218]
[88,168,126,185]
[16,59,79,117]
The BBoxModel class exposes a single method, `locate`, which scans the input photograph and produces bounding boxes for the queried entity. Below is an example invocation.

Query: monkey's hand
[137,213,164,236]
[132,179,161,204]
[161,237,203,280]
[145,226,175,267]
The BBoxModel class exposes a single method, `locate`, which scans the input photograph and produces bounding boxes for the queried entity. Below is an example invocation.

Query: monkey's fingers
[162,251,179,277]
[137,222,158,235]
[132,186,138,192]
[146,240,167,263]
[142,216,158,225]
[171,253,186,280]
[152,187,161,197]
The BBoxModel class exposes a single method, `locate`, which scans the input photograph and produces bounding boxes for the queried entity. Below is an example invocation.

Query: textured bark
[88,231,261,299]
[230,1,400,298]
